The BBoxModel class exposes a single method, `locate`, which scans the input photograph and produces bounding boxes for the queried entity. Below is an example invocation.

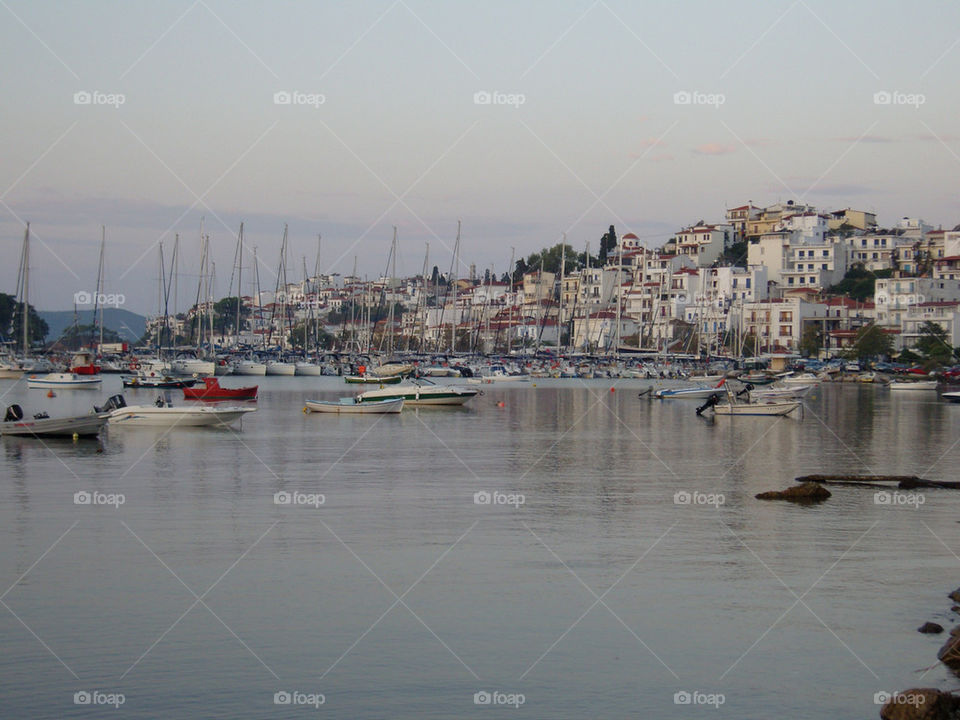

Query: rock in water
[755,482,832,504]
[918,622,944,634]
[949,587,960,603]
[879,688,960,719]
[937,628,960,675]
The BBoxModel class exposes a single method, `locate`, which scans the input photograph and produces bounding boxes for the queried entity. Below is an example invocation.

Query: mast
[313,233,322,355]
[614,233,621,358]
[253,245,264,352]
[451,220,460,353]
[508,246,514,355]
[22,223,29,357]
[387,226,397,355]
[235,223,244,346]
[95,226,105,353]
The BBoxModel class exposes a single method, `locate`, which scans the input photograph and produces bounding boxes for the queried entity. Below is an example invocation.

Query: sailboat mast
[22,223,29,358]
[451,220,460,353]
[97,226,105,353]
[235,223,243,346]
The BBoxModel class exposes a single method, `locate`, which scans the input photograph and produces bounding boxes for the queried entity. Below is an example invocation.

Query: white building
[674,222,734,267]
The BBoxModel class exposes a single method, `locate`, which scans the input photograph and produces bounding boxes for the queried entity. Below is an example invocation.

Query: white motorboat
[27,372,102,389]
[304,397,403,414]
[779,372,822,385]
[750,384,814,401]
[421,366,461,377]
[357,381,479,406]
[0,357,24,378]
[888,380,938,392]
[2,403,110,437]
[712,400,802,416]
[265,360,296,376]
[235,359,267,376]
[942,391,960,403]
[654,378,727,399]
[466,374,528,385]
[295,361,326,376]
[103,393,255,427]
[171,356,216,376]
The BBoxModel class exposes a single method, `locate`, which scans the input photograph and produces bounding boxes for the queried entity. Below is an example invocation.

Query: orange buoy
[47,390,55,398]
[496,401,505,408]
[610,387,615,393]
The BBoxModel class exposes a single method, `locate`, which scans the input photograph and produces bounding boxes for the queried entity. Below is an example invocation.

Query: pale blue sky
[2,0,959,314]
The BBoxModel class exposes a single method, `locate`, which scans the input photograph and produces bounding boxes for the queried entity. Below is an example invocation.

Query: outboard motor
[96,394,127,413]
[696,393,722,416]
[4,404,24,422]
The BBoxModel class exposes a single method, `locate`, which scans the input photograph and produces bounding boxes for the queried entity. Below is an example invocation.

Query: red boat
[182,377,258,401]
[71,349,101,375]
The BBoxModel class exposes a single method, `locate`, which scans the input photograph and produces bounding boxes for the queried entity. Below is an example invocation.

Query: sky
[1,0,960,315]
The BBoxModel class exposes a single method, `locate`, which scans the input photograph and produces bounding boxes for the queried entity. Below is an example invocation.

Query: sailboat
[265,225,295,375]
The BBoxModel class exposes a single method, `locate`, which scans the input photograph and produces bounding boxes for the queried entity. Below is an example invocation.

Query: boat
[27,372,102,389]
[654,378,726,399]
[779,372,822,385]
[295,361,326,376]
[104,393,256,427]
[235,359,267,376]
[265,360,296,376]
[420,365,461,377]
[888,380,938,392]
[749,384,814,401]
[466,374,528,385]
[304,397,404,414]
[345,374,402,385]
[0,355,24,379]
[2,403,110,437]
[736,372,777,385]
[183,377,257,401]
[171,354,216,376]
[942,391,960,403]
[356,381,478,406]
[696,389,801,417]
[122,374,197,389]
[70,349,101,375]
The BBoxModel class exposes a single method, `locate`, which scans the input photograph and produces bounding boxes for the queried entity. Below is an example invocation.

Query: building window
[822,264,828,270]
[780,325,791,336]
[799,277,805,284]
[779,311,793,322]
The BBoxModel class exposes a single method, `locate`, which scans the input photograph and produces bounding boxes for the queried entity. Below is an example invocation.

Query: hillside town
[141,200,960,362]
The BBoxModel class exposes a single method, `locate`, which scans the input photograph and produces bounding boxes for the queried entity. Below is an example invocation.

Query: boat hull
[1,413,110,437]
[295,363,326,376]
[304,398,403,414]
[357,384,478,406]
[27,373,102,389]
[889,381,938,391]
[183,378,257,401]
[345,375,402,384]
[713,401,801,416]
[108,406,255,427]
[234,362,267,376]
[265,362,296,376]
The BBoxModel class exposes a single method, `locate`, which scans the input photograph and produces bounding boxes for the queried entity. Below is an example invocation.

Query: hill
[39,309,147,344]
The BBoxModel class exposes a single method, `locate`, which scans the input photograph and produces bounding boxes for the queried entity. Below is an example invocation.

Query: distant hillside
[39,309,147,344]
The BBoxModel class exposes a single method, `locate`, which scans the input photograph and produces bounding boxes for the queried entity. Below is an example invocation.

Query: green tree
[828,265,892,302]
[915,321,952,366]
[847,324,893,361]
[800,324,822,358]
[212,296,250,335]
[598,225,616,262]
[0,292,48,347]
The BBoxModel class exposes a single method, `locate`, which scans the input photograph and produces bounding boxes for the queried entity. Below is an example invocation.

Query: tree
[212,297,250,336]
[598,225,616,262]
[829,265,892,301]
[0,292,48,347]
[848,324,893,361]
[800,324,822,358]
[718,240,748,268]
[915,321,952,366]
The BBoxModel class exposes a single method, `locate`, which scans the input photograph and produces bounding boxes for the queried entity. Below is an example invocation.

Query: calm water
[1,376,959,718]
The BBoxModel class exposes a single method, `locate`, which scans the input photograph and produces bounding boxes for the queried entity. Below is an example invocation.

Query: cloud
[831,134,895,144]
[693,143,736,156]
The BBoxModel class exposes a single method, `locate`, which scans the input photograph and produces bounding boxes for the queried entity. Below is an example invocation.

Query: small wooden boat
[183,377,257,401]
[344,374,403,385]
[888,380,938,392]
[737,372,777,385]
[122,374,197,389]
[2,403,109,437]
[304,397,403,414]
[654,378,726,399]
[27,372,102,389]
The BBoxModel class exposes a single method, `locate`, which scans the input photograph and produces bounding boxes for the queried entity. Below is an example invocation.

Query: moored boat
[888,380,938,391]
[265,360,296,376]
[345,374,402,384]
[27,372,102,389]
[357,381,478,406]
[2,403,109,437]
[654,378,726,399]
[122,374,197,389]
[183,377,257,401]
[104,393,255,427]
[304,397,403,414]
